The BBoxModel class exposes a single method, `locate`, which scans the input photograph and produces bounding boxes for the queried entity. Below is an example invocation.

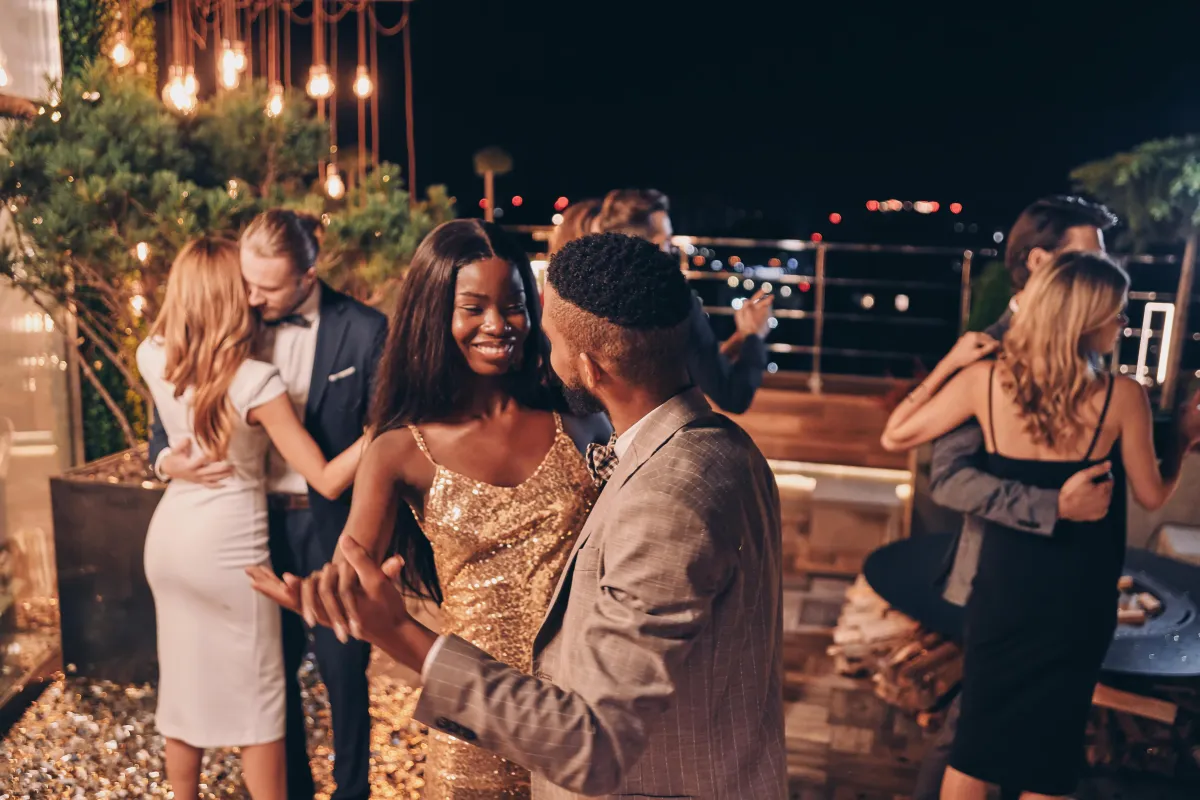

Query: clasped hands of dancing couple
[247,538,429,668]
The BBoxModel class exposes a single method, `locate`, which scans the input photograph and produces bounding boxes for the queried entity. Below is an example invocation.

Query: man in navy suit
[150,210,387,800]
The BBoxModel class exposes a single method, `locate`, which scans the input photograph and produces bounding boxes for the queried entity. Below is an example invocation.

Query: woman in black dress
[880,251,1198,799]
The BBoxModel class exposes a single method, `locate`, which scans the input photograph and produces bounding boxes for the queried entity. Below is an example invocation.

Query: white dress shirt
[260,286,322,495]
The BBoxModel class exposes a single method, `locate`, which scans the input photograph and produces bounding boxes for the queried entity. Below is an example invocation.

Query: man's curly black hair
[546,233,693,387]
[547,232,692,328]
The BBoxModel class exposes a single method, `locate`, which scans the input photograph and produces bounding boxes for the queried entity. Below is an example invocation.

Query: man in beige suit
[254,232,786,799]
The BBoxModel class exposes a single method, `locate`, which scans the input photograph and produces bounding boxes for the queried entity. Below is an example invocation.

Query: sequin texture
[408,413,597,799]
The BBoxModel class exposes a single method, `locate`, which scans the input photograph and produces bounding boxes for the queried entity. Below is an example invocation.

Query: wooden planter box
[50,449,162,685]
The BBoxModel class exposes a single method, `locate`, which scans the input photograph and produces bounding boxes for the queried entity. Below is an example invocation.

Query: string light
[135,242,149,263]
[232,41,248,73]
[110,31,134,68]
[218,40,241,89]
[353,66,373,99]
[307,65,333,99]
[183,66,198,97]
[324,164,345,200]
[266,83,285,117]
[162,65,198,115]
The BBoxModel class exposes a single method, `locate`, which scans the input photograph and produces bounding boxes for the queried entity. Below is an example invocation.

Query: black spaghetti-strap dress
[949,368,1123,795]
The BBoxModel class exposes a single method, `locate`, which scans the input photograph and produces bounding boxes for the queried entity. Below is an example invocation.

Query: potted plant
[0,64,452,682]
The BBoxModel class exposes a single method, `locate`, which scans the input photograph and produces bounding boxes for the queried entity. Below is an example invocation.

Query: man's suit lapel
[533,388,715,654]
[306,282,350,420]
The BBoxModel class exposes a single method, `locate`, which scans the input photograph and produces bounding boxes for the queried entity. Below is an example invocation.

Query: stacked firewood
[828,576,962,717]
[1088,684,1200,780]
[1116,575,1164,626]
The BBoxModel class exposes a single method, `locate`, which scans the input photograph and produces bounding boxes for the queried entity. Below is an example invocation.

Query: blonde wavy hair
[1000,251,1129,450]
[150,237,256,460]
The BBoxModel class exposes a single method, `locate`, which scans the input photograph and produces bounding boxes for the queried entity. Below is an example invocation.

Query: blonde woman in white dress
[137,237,367,800]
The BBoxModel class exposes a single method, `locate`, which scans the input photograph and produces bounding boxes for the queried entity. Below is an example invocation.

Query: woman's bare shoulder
[365,427,427,475]
[1110,373,1150,410]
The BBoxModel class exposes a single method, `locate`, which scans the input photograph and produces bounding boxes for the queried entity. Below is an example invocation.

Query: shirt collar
[613,398,672,460]
[296,283,321,323]
[1008,296,1020,314]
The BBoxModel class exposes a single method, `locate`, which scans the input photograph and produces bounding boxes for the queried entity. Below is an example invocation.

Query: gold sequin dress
[408,412,598,799]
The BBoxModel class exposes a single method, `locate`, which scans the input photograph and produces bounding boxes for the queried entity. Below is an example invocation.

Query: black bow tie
[266,313,312,329]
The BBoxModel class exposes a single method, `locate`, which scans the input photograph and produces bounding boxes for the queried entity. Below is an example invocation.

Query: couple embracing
[142,211,787,800]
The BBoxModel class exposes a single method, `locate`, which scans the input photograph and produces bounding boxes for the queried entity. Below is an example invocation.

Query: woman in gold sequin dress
[317,220,606,798]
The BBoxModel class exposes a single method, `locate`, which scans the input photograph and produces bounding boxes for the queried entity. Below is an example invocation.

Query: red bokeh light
[930,201,940,213]
[811,232,823,243]
[866,200,880,212]
[949,202,963,215]
[829,212,842,225]
[478,198,489,209]
[512,195,523,207]
[554,196,569,211]
[799,281,812,293]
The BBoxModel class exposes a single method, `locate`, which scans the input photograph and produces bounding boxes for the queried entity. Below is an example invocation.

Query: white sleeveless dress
[137,338,289,747]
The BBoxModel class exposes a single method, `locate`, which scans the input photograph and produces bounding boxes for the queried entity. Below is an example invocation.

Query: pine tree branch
[73,312,152,411]
[78,351,141,457]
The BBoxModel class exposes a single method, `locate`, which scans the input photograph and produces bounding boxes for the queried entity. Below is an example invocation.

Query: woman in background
[881,252,1197,799]
[139,238,366,800]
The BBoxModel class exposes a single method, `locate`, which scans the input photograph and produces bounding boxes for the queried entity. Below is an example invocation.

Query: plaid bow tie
[586,433,620,486]
[266,313,312,329]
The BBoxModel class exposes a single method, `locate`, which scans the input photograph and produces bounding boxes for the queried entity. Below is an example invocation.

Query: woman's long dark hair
[371,219,554,603]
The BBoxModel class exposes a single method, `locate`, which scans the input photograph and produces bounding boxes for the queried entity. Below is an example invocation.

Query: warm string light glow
[110,32,134,68]
[307,64,333,99]
[161,65,198,115]
[218,39,241,89]
[324,164,345,200]
[353,66,373,99]
[265,82,285,117]
[135,242,150,263]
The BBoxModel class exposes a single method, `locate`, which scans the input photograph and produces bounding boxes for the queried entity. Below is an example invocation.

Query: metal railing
[510,225,1189,395]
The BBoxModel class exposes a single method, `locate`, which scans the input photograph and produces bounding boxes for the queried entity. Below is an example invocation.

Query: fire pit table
[863,533,1200,677]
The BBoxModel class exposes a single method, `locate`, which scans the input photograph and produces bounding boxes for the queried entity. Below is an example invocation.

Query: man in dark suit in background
[150,210,387,800]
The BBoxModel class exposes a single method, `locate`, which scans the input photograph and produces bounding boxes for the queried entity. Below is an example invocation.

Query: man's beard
[560,381,606,417]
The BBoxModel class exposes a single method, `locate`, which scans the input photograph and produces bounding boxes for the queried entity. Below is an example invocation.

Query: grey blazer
[414,388,787,799]
[929,312,1060,606]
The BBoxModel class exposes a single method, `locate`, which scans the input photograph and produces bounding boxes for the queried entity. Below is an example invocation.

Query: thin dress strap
[1082,377,1116,461]
[553,411,563,436]
[987,361,1000,457]
[407,425,439,466]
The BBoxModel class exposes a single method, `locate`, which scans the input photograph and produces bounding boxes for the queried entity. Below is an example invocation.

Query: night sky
[359,0,1200,244]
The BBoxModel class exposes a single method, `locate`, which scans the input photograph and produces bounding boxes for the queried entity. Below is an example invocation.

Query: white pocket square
[328,366,357,383]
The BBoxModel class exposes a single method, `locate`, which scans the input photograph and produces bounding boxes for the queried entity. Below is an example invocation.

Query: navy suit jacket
[149,282,388,557]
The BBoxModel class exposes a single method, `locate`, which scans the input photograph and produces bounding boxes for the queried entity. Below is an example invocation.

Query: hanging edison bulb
[306,64,333,99]
[232,40,248,73]
[110,31,134,68]
[324,164,346,200]
[162,65,197,114]
[183,66,198,97]
[353,66,373,99]
[265,82,285,117]
[218,39,241,89]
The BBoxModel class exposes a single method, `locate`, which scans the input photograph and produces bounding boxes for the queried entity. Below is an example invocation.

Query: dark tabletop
[863,533,1200,677]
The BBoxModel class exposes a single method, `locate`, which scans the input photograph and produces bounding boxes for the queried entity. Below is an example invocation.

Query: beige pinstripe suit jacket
[413,388,786,799]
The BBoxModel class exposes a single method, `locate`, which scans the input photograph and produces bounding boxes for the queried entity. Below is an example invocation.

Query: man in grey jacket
[912,196,1120,800]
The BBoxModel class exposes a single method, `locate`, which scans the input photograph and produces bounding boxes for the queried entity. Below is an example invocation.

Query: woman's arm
[337,430,416,562]
[1119,378,1197,510]
[249,394,366,500]
[880,332,997,452]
